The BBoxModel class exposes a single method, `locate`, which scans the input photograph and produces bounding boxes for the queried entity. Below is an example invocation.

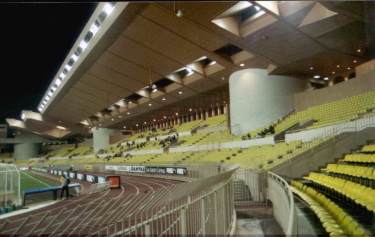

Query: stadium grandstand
[1,1,375,236]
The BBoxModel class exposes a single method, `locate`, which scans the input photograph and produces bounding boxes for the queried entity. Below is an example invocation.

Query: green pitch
[20,171,60,192]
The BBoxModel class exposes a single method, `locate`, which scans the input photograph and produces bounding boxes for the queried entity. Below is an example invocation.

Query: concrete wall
[272,127,375,179]
[93,127,120,152]
[229,69,307,135]
[294,63,375,111]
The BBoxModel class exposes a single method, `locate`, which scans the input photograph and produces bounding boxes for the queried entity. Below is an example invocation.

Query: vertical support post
[180,208,187,235]
[213,191,218,235]
[145,224,151,236]
[200,198,206,235]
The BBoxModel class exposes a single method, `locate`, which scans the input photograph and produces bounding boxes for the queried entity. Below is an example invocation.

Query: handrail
[267,171,296,236]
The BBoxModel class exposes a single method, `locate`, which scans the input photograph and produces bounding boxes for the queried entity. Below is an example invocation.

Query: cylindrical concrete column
[14,143,40,160]
[229,69,307,135]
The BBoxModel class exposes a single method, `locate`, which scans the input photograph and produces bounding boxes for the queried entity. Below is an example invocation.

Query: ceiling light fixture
[103,3,115,16]
[240,63,245,67]
[59,73,66,80]
[64,64,72,72]
[347,67,351,70]
[313,75,320,79]
[178,91,183,95]
[356,48,361,53]
[71,54,79,62]
[332,71,336,75]
[89,23,99,36]
[48,91,53,97]
[162,97,166,101]
[127,112,131,115]
[51,86,57,92]
[148,103,152,107]
[79,40,88,51]
[324,77,329,81]
[353,60,358,63]
[55,78,62,86]
[309,66,314,70]
[336,65,340,68]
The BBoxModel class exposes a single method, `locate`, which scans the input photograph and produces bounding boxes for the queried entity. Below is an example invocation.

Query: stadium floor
[0,173,181,236]
[20,171,60,192]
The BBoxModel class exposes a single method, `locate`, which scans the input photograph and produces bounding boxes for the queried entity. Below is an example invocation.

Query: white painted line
[21,171,51,187]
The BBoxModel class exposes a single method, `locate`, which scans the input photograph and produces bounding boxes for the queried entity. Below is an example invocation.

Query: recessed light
[153,119,156,122]
[178,91,183,95]
[71,54,79,62]
[162,97,166,101]
[126,112,131,115]
[324,77,329,81]
[353,60,358,63]
[175,112,179,116]
[79,40,88,51]
[163,116,167,119]
[336,65,340,68]
[148,103,152,107]
[103,3,115,16]
[309,66,314,70]
[189,108,192,112]
[123,126,126,129]
[332,71,336,75]
[89,23,99,36]
[313,75,320,79]
[111,118,114,121]
[55,78,62,86]
[356,48,361,53]
[144,121,147,124]
[347,67,351,70]
[239,63,245,67]
[136,124,139,127]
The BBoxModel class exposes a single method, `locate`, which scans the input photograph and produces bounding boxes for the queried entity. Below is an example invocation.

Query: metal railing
[91,168,237,236]
[267,172,296,237]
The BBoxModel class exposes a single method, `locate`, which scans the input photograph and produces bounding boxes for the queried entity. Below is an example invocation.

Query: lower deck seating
[292,143,375,236]
[292,181,368,237]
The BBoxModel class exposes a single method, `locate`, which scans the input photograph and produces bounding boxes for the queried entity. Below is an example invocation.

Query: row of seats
[274,89,375,133]
[42,138,327,171]
[324,164,375,180]
[292,181,368,236]
[45,146,92,158]
[343,153,375,163]
[304,172,375,212]
[362,144,375,153]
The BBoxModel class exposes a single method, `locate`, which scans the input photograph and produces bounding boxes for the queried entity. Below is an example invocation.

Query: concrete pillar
[223,104,228,114]
[14,143,40,160]
[93,127,120,152]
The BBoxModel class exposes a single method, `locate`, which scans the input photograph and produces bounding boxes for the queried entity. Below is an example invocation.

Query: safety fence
[91,168,237,236]
[232,169,296,237]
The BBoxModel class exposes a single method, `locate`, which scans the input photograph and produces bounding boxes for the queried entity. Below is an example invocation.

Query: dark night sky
[0,3,97,123]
